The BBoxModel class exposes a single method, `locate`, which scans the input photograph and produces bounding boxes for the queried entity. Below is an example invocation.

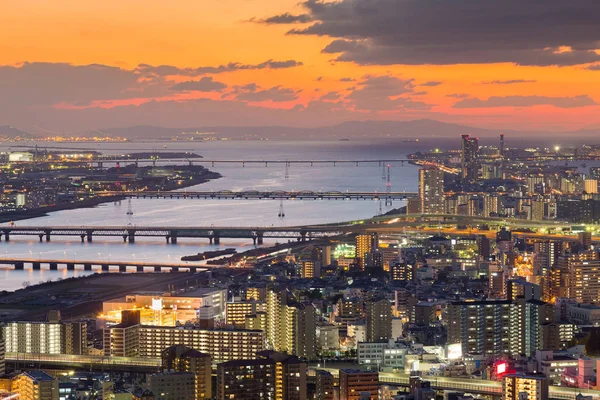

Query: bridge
[309,368,600,400]
[97,190,418,201]
[0,257,212,273]
[0,225,356,245]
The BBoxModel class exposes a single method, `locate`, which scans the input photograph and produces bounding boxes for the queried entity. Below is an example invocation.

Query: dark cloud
[340,77,355,82]
[319,91,341,101]
[137,59,303,76]
[316,76,323,81]
[453,95,597,108]
[346,75,431,110]
[482,80,537,84]
[287,0,600,66]
[254,13,313,24]
[235,86,300,102]
[412,91,428,96]
[587,64,600,71]
[169,77,227,92]
[420,81,443,87]
[446,93,472,99]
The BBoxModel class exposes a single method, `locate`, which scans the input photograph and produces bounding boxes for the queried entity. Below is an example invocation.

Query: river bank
[0,167,221,224]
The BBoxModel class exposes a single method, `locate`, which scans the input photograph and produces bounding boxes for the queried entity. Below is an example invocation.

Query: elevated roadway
[309,368,600,400]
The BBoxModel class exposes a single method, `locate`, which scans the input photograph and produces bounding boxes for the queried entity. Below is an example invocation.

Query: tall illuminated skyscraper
[418,167,445,214]
[355,233,378,270]
[461,134,479,181]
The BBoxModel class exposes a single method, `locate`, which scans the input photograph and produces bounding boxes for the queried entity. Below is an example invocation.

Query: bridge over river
[0,224,360,245]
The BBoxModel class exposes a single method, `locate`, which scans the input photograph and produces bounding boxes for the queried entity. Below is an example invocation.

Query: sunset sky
[1,0,600,133]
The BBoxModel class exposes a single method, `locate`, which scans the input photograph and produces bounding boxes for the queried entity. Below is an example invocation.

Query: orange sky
[1,0,600,132]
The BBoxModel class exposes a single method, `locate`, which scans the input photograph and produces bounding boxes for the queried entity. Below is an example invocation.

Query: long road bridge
[0,257,210,273]
[0,225,358,244]
[97,190,418,201]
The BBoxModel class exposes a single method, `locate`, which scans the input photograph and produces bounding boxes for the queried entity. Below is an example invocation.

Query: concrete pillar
[137,266,144,272]
[84,264,92,271]
[80,234,86,243]
[101,264,109,271]
[170,231,178,245]
[14,262,24,270]
[257,232,264,245]
[154,266,161,272]
[300,231,307,242]
[123,235,128,243]
[33,262,41,270]
[214,231,220,245]
[127,230,135,244]
[3,231,9,242]
[209,237,213,245]
[253,237,257,245]
[45,231,51,242]
[49,263,58,271]
[165,236,170,244]
[39,234,44,242]
[67,263,75,271]
[86,231,93,243]
[119,265,127,272]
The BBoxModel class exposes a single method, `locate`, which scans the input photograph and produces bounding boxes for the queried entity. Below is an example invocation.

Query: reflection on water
[0,140,420,291]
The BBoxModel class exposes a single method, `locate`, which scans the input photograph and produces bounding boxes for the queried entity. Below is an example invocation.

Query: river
[0,139,429,291]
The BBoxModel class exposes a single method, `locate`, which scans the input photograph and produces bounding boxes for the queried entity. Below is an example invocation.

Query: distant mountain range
[3,119,600,142]
[0,125,36,139]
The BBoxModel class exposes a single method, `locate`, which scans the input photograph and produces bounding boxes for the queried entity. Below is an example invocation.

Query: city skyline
[1,0,600,133]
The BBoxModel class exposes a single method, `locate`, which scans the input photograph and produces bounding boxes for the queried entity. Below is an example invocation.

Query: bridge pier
[67,263,75,271]
[33,262,41,270]
[213,232,220,245]
[119,265,127,272]
[45,230,51,242]
[123,234,128,243]
[127,230,136,244]
[300,231,307,242]
[169,231,178,245]
[49,263,58,271]
[86,231,93,243]
[171,267,179,272]
[137,266,144,272]
[101,264,109,272]
[189,267,197,273]
[39,234,44,242]
[154,266,161,272]
[80,234,86,243]
[3,231,9,242]
[257,232,264,245]
[84,264,92,271]
[14,262,24,270]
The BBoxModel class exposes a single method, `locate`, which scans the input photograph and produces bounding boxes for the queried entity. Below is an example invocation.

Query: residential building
[266,289,316,359]
[103,324,264,364]
[315,370,335,400]
[12,371,59,400]
[225,301,265,326]
[339,369,378,400]
[419,167,445,214]
[3,320,86,355]
[502,375,549,400]
[216,352,307,400]
[366,299,392,342]
[148,372,195,400]
[161,345,212,399]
